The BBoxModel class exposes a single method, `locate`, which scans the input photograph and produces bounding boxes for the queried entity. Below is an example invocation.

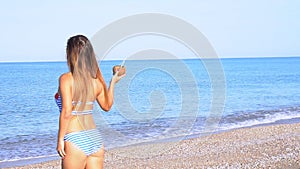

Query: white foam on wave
[0,154,60,168]
[0,154,57,163]
[219,111,300,131]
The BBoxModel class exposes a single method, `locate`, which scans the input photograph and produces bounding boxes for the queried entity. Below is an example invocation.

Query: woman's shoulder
[59,72,73,84]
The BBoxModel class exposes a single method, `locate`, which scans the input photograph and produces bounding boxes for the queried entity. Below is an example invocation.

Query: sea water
[0,57,299,167]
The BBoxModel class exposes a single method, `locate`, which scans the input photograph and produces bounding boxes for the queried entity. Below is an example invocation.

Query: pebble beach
[4,122,299,169]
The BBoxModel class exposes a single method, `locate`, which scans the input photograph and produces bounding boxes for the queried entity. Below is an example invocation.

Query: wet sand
[4,123,300,169]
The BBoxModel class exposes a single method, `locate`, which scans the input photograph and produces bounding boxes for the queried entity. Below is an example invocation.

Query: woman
[55,35,125,169]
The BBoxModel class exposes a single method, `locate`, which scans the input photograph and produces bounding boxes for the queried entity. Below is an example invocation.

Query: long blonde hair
[66,35,107,110]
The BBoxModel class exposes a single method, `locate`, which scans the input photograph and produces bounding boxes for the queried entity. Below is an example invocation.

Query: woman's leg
[62,141,87,169]
[85,146,105,169]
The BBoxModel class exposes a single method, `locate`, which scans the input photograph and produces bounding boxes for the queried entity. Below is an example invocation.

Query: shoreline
[2,122,299,168]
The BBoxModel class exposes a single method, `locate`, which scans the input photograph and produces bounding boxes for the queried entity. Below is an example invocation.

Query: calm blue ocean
[0,57,300,166]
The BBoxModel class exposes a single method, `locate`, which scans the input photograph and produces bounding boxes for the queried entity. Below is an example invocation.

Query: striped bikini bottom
[64,129,103,156]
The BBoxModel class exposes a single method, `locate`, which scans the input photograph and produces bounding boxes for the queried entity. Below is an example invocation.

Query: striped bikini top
[54,93,94,115]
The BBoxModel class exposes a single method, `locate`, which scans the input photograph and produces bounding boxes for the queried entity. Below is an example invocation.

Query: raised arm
[96,69,125,112]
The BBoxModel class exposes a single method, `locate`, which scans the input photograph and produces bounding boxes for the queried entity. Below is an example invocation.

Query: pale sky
[0,0,299,62]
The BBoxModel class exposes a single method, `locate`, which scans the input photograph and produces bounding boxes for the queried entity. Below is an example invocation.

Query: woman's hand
[113,65,126,76]
[111,66,126,84]
[57,139,66,159]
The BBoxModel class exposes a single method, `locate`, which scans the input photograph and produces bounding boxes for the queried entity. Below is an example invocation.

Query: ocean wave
[0,154,59,168]
[218,106,300,131]
[0,154,57,163]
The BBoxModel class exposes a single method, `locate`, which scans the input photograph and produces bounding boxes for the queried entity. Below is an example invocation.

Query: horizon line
[0,55,299,63]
